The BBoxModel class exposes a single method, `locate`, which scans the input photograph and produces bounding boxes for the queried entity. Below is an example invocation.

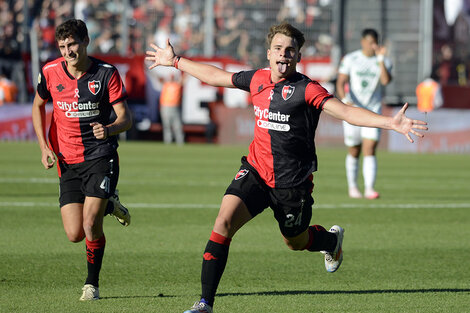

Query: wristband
[377,54,384,62]
[173,56,181,69]
[104,126,109,139]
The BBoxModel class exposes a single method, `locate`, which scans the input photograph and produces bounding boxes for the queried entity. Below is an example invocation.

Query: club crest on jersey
[235,169,249,180]
[88,80,101,95]
[282,85,295,100]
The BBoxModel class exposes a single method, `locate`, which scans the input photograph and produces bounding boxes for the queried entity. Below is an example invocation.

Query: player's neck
[270,72,293,83]
[67,57,92,79]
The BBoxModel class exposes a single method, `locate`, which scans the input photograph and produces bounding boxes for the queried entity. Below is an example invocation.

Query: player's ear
[297,52,301,62]
[267,49,271,61]
[84,36,90,47]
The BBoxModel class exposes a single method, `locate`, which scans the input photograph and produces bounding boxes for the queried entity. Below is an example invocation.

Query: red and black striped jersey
[232,69,333,188]
[37,56,127,164]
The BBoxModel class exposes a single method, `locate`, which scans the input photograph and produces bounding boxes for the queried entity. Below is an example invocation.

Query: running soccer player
[336,29,393,199]
[146,22,427,313]
[32,19,132,301]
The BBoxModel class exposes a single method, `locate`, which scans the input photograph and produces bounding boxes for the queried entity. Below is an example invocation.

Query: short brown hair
[266,22,305,50]
[55,19,88,42]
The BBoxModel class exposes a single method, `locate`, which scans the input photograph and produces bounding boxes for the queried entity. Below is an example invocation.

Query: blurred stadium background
[1,0,469,152]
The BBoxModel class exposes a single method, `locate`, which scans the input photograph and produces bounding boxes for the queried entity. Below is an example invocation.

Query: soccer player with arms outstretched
[32,19,132,301]
[147,22,427,313]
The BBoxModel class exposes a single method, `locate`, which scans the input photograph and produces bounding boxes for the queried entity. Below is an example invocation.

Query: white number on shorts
[100,176,110,193]
[285,213,302,228]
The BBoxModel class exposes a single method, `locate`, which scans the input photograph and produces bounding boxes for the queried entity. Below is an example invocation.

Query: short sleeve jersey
[232,69,333,188]
[37,56,127,164]
[338,50,392,113]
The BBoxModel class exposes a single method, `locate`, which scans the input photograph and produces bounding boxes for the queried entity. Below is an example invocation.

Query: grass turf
[0,141,469,312]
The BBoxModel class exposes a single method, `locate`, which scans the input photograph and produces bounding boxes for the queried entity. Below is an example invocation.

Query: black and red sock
[85,235,106,287]
[200,231,231,307]
[303,225,337,252]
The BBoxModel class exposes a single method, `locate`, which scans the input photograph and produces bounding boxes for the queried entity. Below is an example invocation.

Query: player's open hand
[391,103,428,143]
[90,122,108,140]
[146,39,176,69]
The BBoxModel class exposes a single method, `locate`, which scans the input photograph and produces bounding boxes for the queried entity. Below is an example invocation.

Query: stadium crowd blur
[2,0,470,107]
[0,0,336,104]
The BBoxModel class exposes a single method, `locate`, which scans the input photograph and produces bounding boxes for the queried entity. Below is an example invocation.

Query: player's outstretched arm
[323,99,428,143]
[146,39,235,88]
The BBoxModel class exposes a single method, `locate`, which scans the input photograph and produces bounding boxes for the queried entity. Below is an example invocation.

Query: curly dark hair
[55,19,89,42]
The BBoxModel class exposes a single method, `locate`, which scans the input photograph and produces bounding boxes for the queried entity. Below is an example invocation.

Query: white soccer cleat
[183,301,213,313]
[79,284,99,301]
[109,190,131,226]
[348,187,362,199]
[323,225,344,273]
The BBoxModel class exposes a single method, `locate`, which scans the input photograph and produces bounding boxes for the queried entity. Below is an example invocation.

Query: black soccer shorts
[58,153,120,207]
[225,157,314,238]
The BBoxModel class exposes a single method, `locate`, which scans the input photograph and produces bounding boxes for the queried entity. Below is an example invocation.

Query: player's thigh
[214,194,253,238]
[343,121,362,146]
[59,161,85,207]
[81,154,119,199]
[222,157,270,237]
[269,178,314,239]
[59,162,86,241]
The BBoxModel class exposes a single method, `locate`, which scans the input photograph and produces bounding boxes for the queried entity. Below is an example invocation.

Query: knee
[214,215,231,233]
[65,231,85,243]
[82,216,101,236]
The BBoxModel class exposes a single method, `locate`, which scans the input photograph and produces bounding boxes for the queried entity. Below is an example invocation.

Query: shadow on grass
[100,294,176,300]
[218,288,470,297]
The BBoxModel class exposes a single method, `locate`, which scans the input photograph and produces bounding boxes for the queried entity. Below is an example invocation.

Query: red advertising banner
[93,54,147,102]
[0,104,52,140]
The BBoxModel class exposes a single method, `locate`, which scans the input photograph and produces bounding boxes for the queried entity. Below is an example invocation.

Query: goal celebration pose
[147,22,427,313]
[32,19,132,301]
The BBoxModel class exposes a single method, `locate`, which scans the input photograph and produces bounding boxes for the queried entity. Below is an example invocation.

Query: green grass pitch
[0,141,469,312]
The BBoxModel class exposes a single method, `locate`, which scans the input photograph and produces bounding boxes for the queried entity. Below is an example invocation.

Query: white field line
[0,177,225,187]
[0,177,58,183]
[1,201,469,210]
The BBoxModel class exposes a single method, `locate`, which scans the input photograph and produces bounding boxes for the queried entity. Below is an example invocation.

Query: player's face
[361,35,378,57]
[57,36,88,68]
[267,33,301,82]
